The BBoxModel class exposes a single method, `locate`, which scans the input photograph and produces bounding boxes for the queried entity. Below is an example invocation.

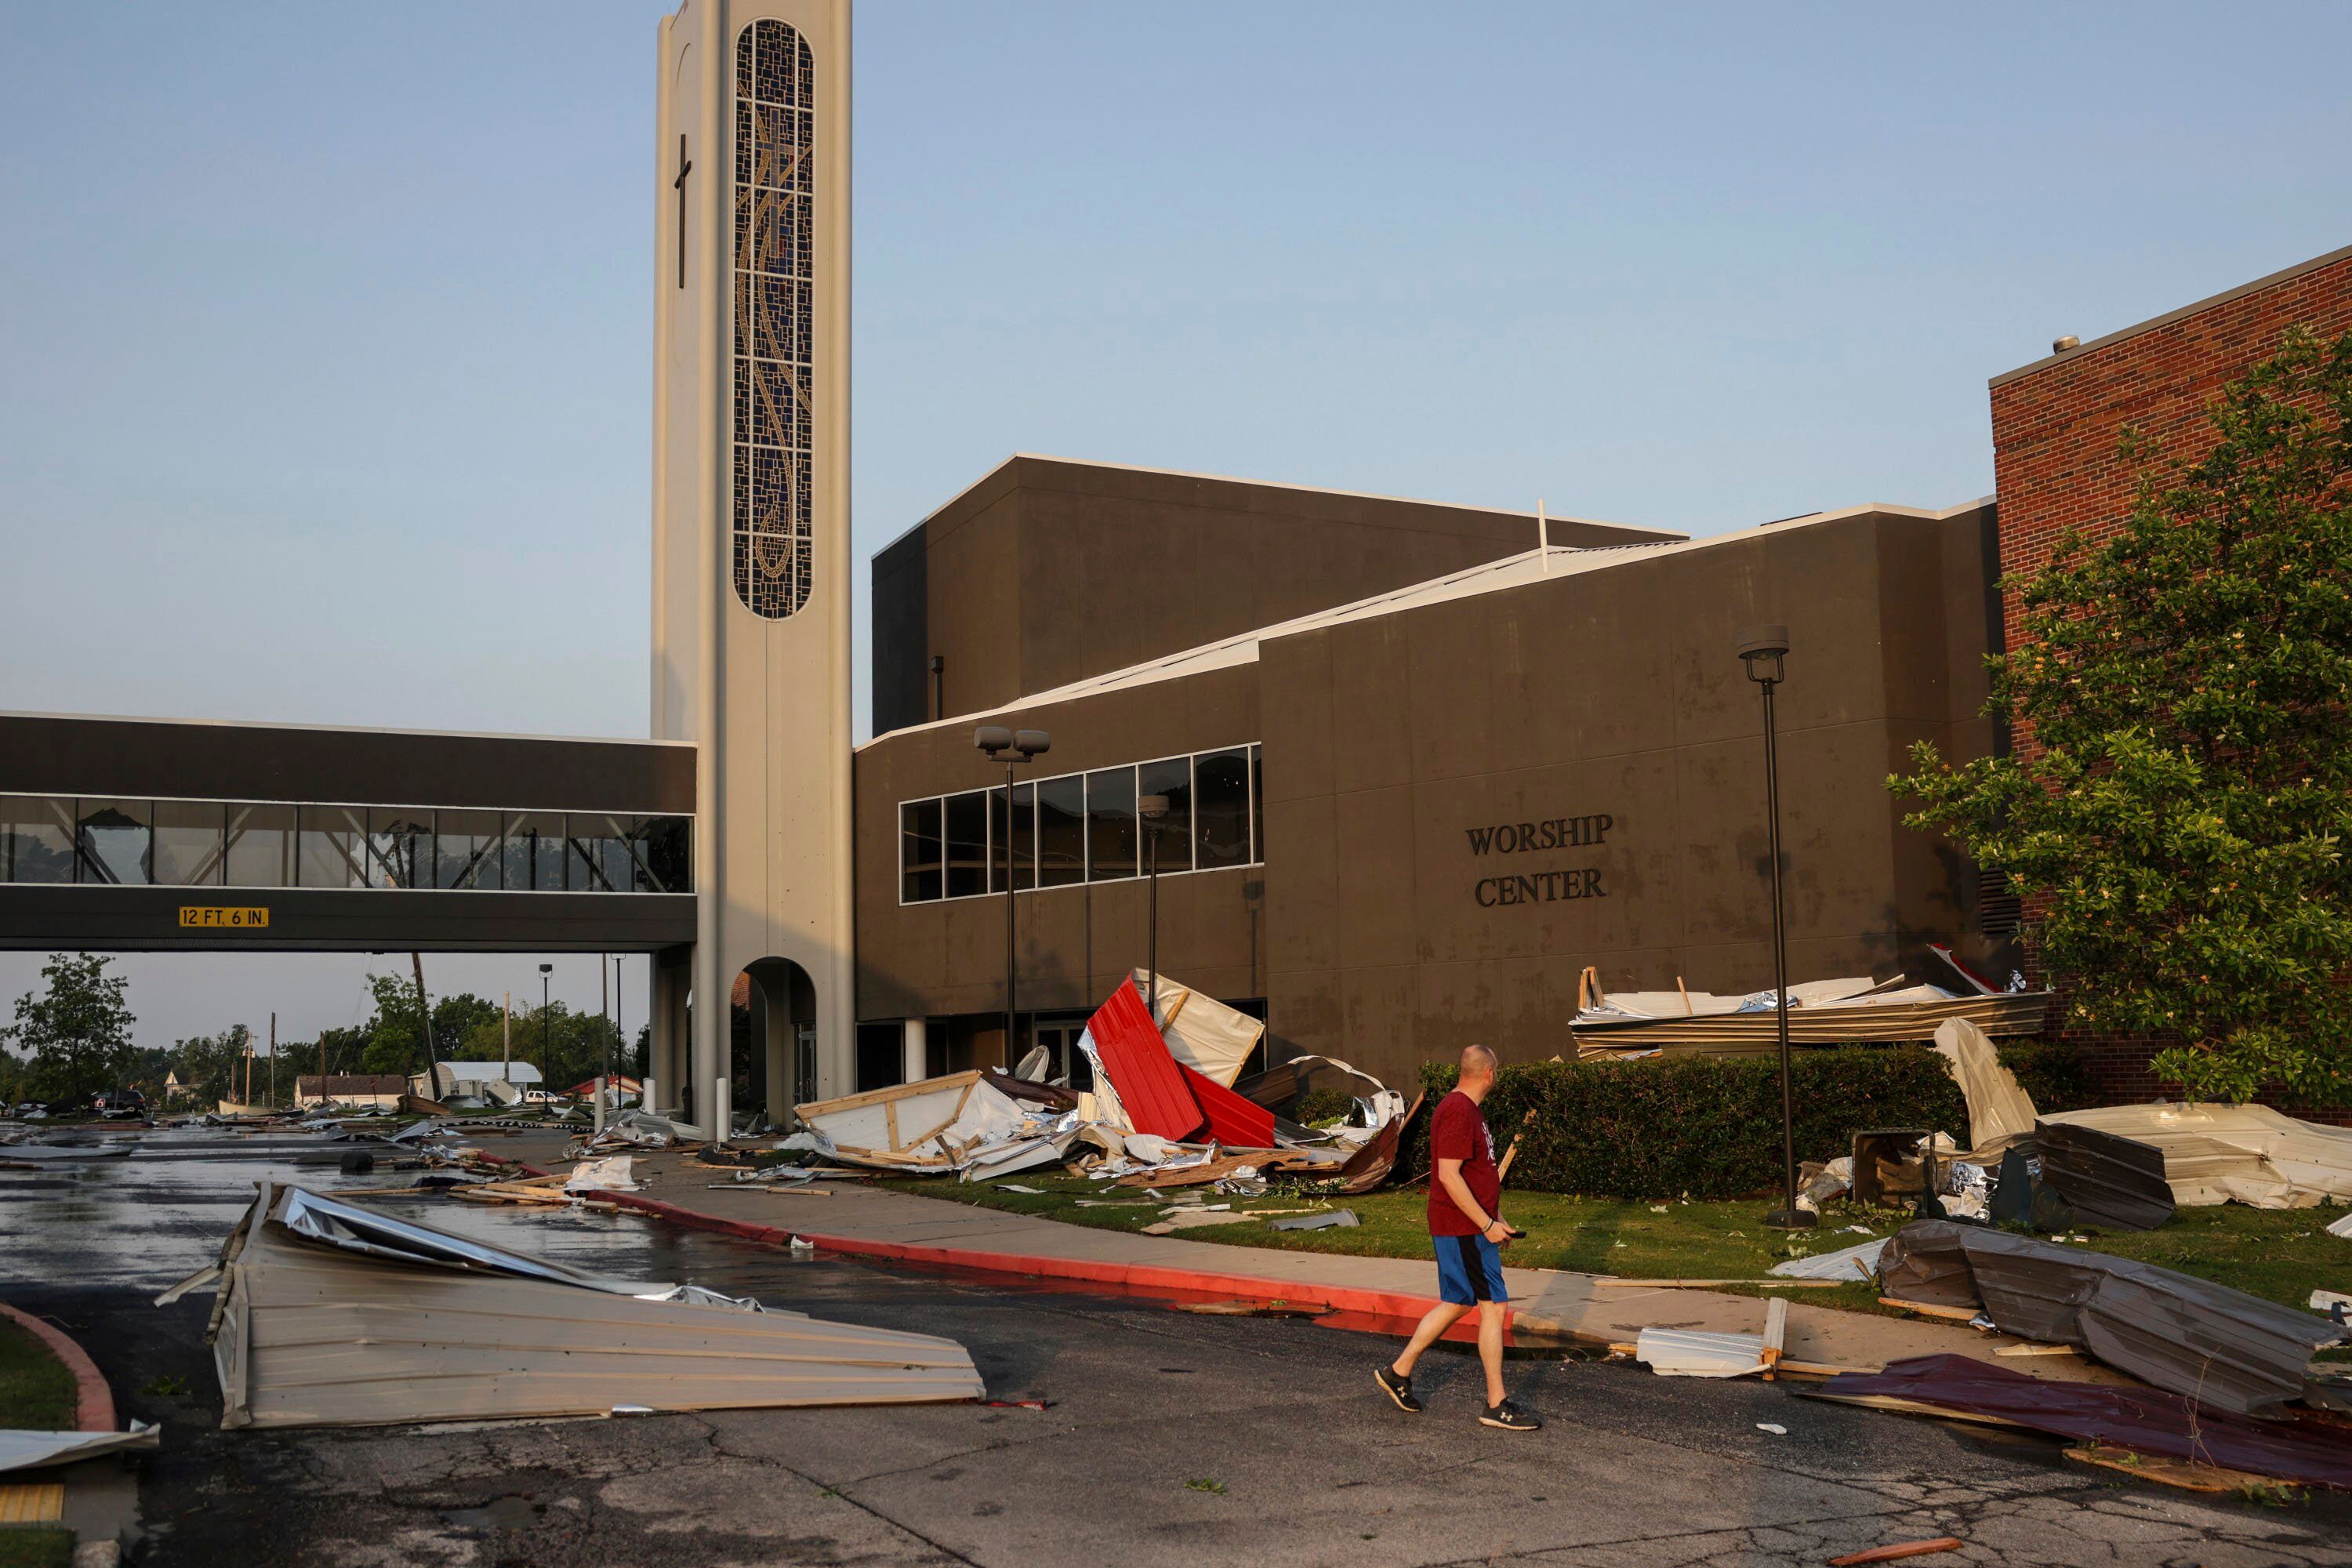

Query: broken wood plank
[1826,1540,1965,1566]
[1597,1278,1846,1289]
[2063,1443,2287,1494]
[1762,1294,1789,1378]
[1878,1297,1982,1322]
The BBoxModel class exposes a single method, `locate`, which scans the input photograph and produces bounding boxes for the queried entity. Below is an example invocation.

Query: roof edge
[1989,242,2352,390]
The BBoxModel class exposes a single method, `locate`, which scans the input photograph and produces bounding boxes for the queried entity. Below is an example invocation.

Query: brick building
[1987,242,2352,1101]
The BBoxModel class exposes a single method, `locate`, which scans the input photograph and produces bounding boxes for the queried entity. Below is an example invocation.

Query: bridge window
[299,807,368,888]
[224,804,296,887]
[77,800,151,886]
[434,810,503,890]
[367,811,433,890]
[0,795,691,894]
[504,812,568,892]
[152,801,226,886]
[3,797,74,884]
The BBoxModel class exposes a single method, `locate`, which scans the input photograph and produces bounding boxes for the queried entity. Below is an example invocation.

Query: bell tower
[649,0,854,1127]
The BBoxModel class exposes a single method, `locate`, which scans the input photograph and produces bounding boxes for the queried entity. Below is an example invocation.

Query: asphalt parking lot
[7,1151,2352,1567]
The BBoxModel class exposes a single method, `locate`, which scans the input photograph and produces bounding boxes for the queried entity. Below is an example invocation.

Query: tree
[170,1024,252,1109]
[1,954,139,1104]
[1892,328,2352,1104]
[456,1003,620,1094]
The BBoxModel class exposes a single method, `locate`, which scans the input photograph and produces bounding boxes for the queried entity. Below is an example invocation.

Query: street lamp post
[1139,793,1169,1023]
[975,725,1051,1068]
[1739,625,1815,1232]
[538,962,554,1105]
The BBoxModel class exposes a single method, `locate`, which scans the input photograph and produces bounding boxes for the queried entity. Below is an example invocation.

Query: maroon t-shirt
[1426,1090,1501,1236]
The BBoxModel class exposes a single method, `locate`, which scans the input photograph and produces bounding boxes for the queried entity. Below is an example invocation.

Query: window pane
[2,797,74,884]
[1193,748,1250,869]
[223,804,295,888]
[367,809,431,889]
[1036,775,1084,887]
[1086,767,1137,881]
[900,799,942,902]
[633,816,691,892]
[299,806,367,887]
[504,812,568,891]
[943,791,988,898]
[1138,757,1192,874]
[567,813,636,893]
[1251,742,1265,862]
[434,809,503,889]
[77,800,152,885]
[990,782,1035,894]
[152,800,225,886]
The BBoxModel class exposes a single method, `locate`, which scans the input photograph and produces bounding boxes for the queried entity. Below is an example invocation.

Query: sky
[2,1,2348,1051]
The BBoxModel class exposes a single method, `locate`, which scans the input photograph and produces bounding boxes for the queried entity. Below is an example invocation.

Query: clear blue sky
[2,1,2347,1051]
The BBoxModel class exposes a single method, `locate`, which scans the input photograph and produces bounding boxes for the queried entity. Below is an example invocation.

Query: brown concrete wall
[870,456,1680,734]
[1258,506,1998,1091]
[853,663,1264,1022]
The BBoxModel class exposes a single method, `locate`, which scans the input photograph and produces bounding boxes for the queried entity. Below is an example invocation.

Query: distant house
[294,1074,408,1110]
[162,1071,198,1107]
[410,1061,546,1102]
[561,1074,641,1099]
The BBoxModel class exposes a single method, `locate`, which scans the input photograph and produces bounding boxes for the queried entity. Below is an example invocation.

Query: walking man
[1376,1043,1539,1429]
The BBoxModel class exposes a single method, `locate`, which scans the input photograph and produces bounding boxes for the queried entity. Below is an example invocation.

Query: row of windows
[900,746,1263,905]
[0,797,691,895]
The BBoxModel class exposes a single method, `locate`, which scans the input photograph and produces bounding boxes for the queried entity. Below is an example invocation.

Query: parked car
[520,1088,567,1106]
[93,1089,148,1120]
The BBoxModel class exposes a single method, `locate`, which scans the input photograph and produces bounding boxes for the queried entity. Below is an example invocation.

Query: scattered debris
[1808,1355,2352,1490]
[1755,1422,1787,1436]
[1825,1538,1964,1566]
[1269,1209,1359,1231]
[2034,1120,2175,1231]
[1880,1221,2344,1414]
[0,1422,160,1474]
[2063,1441,2286,1494]
[160,1182,981,1428]
[1633,1327,1769,1378]
[1572,970,2046,1057]
[565,1155,639,1193]
[1767,1238,1888,1282]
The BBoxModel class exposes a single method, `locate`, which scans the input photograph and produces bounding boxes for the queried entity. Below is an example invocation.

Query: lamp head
[1737,624,1790,686]
[539,963,554,975]
[1138,793,1170,821]
[1013,729,1051,760]
[973,724,1014,759]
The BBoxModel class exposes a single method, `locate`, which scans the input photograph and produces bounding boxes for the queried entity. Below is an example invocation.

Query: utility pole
[411,953,438,1094]
[503,991,512,1084]
[268,1012,276,1108]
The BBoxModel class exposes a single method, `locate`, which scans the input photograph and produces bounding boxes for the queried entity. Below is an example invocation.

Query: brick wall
[1987,245,2352,1105]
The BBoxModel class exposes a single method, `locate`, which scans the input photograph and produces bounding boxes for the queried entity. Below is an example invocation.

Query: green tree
[1892,328,2352,1104]
[456,1003,620,1094]
[170,1024,252,1109]
[1,954,139,1104]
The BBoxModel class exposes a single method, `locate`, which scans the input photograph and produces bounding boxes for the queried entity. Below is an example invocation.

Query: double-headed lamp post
[976,725,1051,1068]
[1139,793,1169,1022]
[1738,625,1815,1233]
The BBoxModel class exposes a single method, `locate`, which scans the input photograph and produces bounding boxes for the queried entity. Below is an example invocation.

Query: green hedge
[1395,1040,2087,1200]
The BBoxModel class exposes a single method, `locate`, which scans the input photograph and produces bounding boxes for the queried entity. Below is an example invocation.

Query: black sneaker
[1374,1366,1422,1413]
[1479,1399,1541,1431]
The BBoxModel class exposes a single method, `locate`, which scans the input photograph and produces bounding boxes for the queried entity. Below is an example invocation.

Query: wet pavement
[7,1131,2352,1566]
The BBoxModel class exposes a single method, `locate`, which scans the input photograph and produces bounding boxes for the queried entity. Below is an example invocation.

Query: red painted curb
[588,1189,1514,1334]
[0,1300,117,1432]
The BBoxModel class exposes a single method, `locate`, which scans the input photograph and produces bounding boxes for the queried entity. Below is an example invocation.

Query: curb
[589,1189,1518,1337]
[0,1301,118,1433]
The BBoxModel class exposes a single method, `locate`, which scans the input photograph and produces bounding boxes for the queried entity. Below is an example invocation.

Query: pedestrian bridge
[0,713,695,953]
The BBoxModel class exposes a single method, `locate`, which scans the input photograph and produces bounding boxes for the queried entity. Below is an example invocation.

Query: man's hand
[1483,1219,1512,1244]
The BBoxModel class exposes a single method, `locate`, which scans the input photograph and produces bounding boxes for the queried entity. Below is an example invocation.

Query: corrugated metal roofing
[1087,978,1204,1142]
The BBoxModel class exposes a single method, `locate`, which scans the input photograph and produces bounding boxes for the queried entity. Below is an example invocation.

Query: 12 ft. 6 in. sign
[178,906,270,929]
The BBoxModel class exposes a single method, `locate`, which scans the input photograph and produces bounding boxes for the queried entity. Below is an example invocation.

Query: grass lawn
[0,1316,77,1432]
[877,1171,2352,1324]
[0,1533,75,1568]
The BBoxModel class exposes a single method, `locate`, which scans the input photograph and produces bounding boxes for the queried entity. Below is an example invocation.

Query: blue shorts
[1433,1233,1508,1306]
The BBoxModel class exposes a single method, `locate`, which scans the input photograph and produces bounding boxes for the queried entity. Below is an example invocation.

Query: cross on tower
[673,133,692,289]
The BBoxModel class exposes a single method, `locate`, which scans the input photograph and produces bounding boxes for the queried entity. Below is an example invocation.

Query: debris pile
[1570,954,2048,1058]
[789,972,1416,1196]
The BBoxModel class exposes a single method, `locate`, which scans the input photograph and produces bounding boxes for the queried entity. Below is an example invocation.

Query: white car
[520,1088,566,1106]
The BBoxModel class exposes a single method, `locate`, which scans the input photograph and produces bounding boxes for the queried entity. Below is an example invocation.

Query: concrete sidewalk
[547,1140,2127,1385]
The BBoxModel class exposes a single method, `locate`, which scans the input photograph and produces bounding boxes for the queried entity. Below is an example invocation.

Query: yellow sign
[179,906,270,929]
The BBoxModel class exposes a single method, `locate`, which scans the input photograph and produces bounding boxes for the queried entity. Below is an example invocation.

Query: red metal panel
[1178,1062,1276,1149]
[1087,978,1204,1142]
